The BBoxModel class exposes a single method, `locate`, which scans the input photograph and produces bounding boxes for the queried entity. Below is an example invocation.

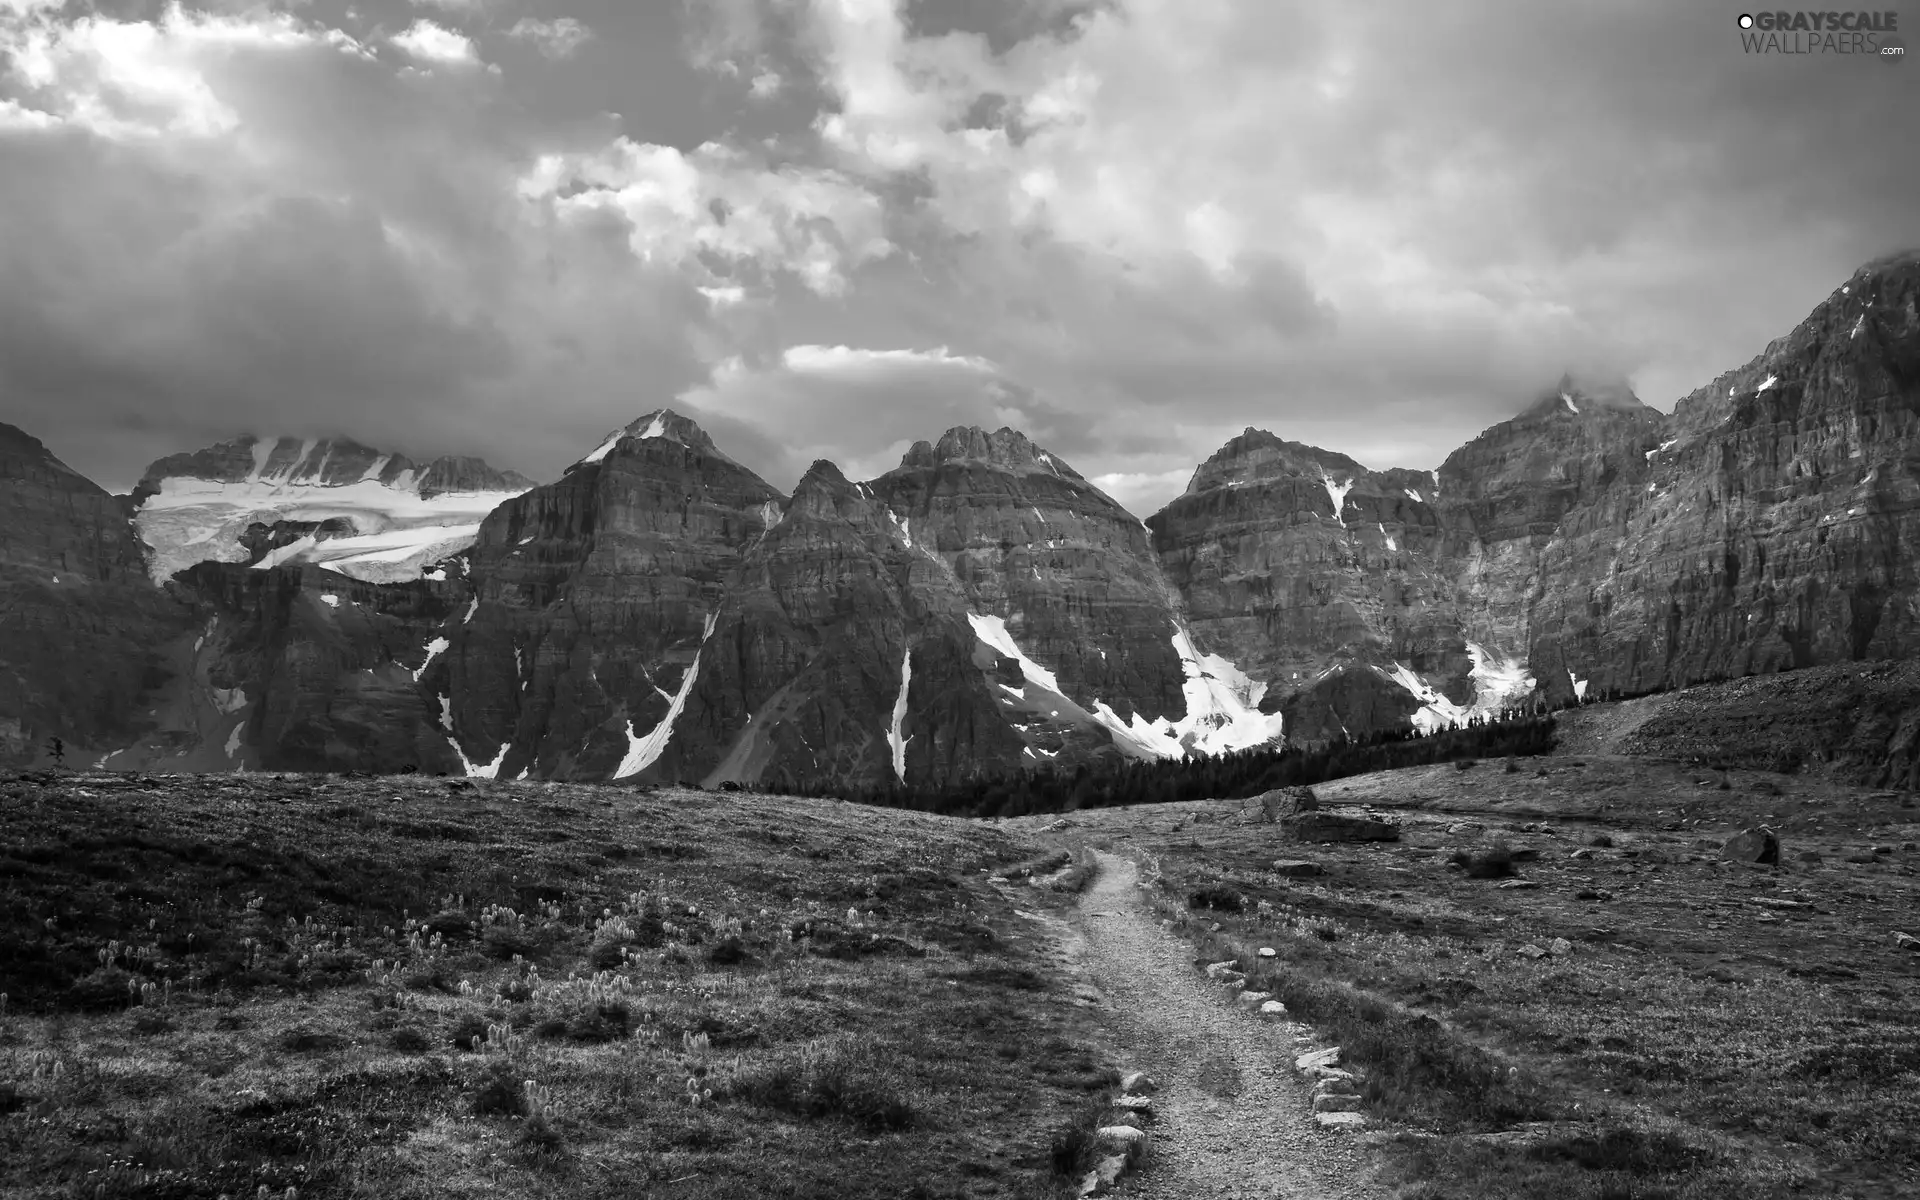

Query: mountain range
[3,250,1916,785]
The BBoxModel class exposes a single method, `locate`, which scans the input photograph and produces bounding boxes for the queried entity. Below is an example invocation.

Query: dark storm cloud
[0,0,1913,515]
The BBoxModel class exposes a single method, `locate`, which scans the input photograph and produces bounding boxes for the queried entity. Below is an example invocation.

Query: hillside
[0,773,1130,1199]
[1014,750,1920,1198]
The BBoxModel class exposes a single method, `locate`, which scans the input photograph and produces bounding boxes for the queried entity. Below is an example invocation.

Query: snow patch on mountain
[1568,669,1589,702]
[576,411,680,471]
[970,612,1281,759]
[614,612,718,779]
[1376,663,1471,735]
[1159,627,1287,753]
[1561,391,1579,414]
[1379,523,1397,552]
[439,695,510,778]
[969,613,1065,695]
[887,646,911,782]
[579,430,625,466]
[1321,473,1353,527]
[413,636,448,682]
[1468,642,1537,709]
[139,472,524,584]
[251,535,318,570]
[1376,643,1538,734]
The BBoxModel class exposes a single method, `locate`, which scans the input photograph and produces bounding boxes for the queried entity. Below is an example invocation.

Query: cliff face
[871,427,1188,722]
[679,459,1027,790]
[1150,430,1468,700]
[0,423,195,765]
[14,251,1920,782]
[430,418,1282,787]
[99,563,467,775]
[439,410,786,782]
[1531,252,1920,698]
[1156,255,1920,728]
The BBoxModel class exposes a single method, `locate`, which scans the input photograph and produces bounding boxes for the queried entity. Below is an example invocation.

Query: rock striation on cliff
[10,252,1920,781]
[0,422,194,763]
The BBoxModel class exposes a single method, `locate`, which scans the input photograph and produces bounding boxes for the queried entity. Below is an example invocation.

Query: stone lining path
[1064,851,1384,1199]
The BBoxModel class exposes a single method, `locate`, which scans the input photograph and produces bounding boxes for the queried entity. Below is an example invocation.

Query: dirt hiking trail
[1062,850,1385,1199]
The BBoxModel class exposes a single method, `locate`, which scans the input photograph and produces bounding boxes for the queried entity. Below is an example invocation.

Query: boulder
[1096,1125,1146,1148]
[1295,1047,1341,1073]
[1312,1093,1362,1113]
[1270,860,1324,877]
[1256,786,1319,821]
[1315,1111,1366,1130]
[1119,1071,1158,1095]
[1259,1000,1288,1019]
[1078,1153,1128,1198]
[1283,813,1400,843]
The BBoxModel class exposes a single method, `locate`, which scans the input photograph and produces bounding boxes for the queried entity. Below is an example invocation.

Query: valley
[5,679,1919,1197]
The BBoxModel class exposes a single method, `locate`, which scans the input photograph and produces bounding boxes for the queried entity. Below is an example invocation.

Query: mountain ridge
[6,249,1920,782]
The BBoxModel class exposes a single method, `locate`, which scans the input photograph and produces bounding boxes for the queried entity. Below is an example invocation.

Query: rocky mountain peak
[415,456,537,498]
[132,435,531,502]
[1183,428,1372,497]
[1517,373,1655,422]
[570,408,733,472]
[129,434,534,584]
[786,459,865,521]
[899,426,1081,479]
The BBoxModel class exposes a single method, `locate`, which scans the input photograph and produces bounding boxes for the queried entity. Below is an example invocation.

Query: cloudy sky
[2,0,1916,514]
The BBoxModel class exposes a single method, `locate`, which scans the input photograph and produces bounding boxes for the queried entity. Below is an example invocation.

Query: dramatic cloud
[674,344,1055,486]
[390,19,480,66]
[2,0,1916,513]
[506,17,590,60]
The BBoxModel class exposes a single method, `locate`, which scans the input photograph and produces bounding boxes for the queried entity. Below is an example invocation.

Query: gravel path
[1067,851,1383,1200]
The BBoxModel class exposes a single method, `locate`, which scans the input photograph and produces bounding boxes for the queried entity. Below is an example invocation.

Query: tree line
[798,710,1560,819]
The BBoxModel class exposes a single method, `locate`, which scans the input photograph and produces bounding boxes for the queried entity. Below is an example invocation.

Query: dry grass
[1018,752,1920,1199]
[0,772,1124,1199]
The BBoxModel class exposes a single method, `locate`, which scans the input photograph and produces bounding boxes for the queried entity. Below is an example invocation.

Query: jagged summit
[1182,428,1373,497]
[1518,373,1653,421]
[570,408,734,472]
[130,434,535,584]
[896,426,1082,479]
[1854,247,1920,277]
[10,252,1920,786]
[132,435,533,505]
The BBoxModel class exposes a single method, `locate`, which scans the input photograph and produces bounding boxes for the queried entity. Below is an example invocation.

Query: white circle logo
[1738,13,1755,28]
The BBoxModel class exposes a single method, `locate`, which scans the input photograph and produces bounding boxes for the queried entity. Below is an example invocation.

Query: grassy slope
[0,773,1121,1199]
[1020,753,1920,1199]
